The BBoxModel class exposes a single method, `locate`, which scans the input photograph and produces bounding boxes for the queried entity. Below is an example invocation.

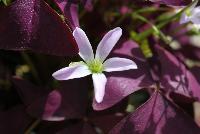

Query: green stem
[134,7,169,14]
[114,7,168,26]
[132,13,160,34]
[24,119,41,134]
[135,0,198,41]
[132,13,170,44]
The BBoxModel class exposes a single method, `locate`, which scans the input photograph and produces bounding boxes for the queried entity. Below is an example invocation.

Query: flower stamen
[88,59,104,73]
[185,9,192,17]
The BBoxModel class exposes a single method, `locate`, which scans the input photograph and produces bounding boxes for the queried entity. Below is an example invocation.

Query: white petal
[52,64,91,80]
[73,27,94,62]
[95,27,122,62]
[103,57,137,72]
[180,13,190,24]
[190,7,200,24]
[92,73,107,103]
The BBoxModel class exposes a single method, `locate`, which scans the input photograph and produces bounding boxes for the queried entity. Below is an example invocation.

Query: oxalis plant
[0,0,200,134]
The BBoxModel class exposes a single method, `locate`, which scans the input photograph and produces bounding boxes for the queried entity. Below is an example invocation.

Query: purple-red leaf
[0,105,33,134]
[110,91,200,134]
[56,122,97,134]
[191,67,200,84]
[90,113,125,133]
[157,46,200,101]
[37,121,97,134]
[13,77,88,121]
[27,80,89,121]
[0,0,78,56]
[93,40,200,111]
[149,0,192,6]
[12,77,48,107]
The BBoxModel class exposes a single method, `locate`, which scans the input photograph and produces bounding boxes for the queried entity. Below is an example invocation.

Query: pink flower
[52,27,137,103]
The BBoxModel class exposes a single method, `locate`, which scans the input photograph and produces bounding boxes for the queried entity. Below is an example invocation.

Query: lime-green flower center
[185,9,192,17]
[88,59,104,73]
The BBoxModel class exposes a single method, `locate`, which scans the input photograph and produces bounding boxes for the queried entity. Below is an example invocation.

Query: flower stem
[135,0,198,41]
[24,119,41,134]
[132,13,170,44]
[114,7,168,27]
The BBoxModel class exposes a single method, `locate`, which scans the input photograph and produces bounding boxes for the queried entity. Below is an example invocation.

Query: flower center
[87,59,104,73]
[185,9,192,17]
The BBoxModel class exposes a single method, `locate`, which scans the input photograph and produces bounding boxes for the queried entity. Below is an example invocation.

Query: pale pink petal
[180,13,190,24]
[191,7,200,24]
[92,73,107,103]
[73,27,94,62]
[52,64,91,80]
[95,27,122,61]
[103,57,137,72]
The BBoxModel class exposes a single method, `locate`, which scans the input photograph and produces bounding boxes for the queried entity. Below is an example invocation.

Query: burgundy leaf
[93,40,200,111]
[178,45,200,61]
[27,89,65,121]
[157,45,200,101]
[90,113,125,133]
[110,91,200,134]
[164,0,192,5]
[0,105,33,134]
[169,92,195,115]
[93,40,154,110]
[0,0,78,56]
[13,77,88,121]
[56,122,97,134]
[37,120,69,134]
[27,79,89,121]
[12,77,48,107]
[37,120,96,134]
[149,0,192,6]
[191,67,200,84]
